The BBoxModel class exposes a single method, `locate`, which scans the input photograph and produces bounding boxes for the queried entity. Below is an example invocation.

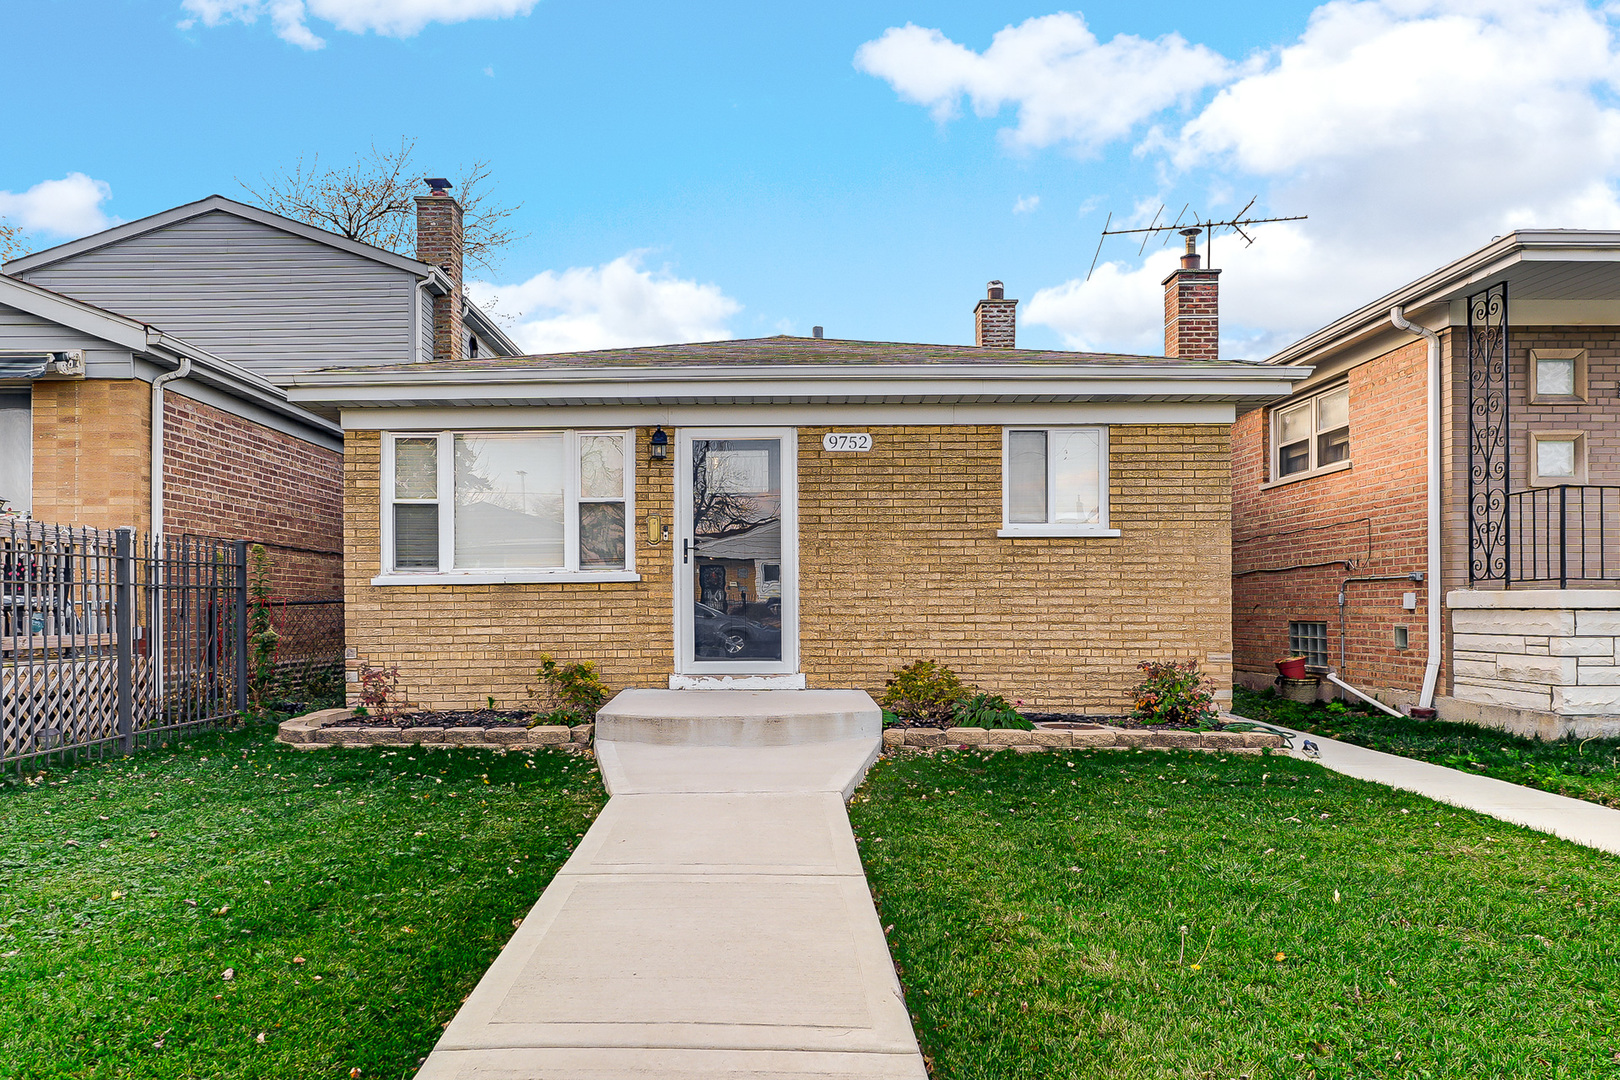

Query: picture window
[384,430,633,575]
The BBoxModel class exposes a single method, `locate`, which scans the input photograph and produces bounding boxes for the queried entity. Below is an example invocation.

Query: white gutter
[146,330,193,537]
[1390,305,1442,709]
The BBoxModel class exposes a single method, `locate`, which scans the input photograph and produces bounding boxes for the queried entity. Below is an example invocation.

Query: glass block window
[1288,621,1329,668]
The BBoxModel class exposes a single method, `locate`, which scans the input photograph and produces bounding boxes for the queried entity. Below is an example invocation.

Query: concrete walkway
[417,690,927,1080]
[1266,724,1620,857]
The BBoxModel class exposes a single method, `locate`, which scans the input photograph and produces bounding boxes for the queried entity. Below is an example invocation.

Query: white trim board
[341,401,1240,431]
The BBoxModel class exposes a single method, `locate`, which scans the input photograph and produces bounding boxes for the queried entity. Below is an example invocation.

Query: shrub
[528,654,610,727]
[952,691,1033,730]
[879,661,967,724]
[354,662,405,724]
[1130,659,1218,728]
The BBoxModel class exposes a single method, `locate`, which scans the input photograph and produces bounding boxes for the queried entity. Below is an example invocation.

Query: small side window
[1271,384,1350,481]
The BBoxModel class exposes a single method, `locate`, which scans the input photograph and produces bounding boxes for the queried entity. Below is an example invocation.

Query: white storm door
[674,429,798,675]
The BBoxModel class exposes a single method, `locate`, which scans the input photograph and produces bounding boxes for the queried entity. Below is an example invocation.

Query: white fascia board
[5,195,436,280]
[1268,230,1620,368]
[287,365,1306,409]
[462,303,522,356]
[145,331,343,441]
[0,276,150,351]
[340,400,1241,430]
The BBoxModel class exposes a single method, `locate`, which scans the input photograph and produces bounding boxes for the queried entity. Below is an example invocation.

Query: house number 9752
[822,432,873,452]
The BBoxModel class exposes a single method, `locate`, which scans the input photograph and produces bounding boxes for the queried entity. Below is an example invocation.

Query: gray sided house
[3,192,518,380]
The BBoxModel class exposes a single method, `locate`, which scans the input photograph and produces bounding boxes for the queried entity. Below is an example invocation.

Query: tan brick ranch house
[287,279,1305,713]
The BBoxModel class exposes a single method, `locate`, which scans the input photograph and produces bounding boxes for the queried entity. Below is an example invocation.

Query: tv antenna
[1085,198,1307,280]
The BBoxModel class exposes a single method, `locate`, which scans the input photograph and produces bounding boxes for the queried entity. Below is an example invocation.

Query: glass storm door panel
[677,430,797,674]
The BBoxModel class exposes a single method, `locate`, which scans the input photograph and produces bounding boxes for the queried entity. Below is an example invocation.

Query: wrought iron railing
[1507,486,1620,589]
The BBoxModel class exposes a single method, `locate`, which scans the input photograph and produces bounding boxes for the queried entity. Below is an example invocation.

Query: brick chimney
[416,178,464,363]
[1162,228,1219,360]
[974,280,1017,348]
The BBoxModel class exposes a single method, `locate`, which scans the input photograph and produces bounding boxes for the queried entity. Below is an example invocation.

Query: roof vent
[812,326,824,339]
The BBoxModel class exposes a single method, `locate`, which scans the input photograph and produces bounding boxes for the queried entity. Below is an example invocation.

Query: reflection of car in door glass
[693,602,782,659]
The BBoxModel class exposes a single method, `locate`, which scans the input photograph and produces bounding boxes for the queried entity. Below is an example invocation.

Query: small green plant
[1130,659,1219,728]
[486,695,497,710]
[354,662,405,724]
[528,654,610,727]
[246,544,279,710]
[880,661,967,724]
[951,691,1032,730]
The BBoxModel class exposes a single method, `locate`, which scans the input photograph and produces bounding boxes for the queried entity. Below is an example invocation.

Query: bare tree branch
[238,138,526,275]
[0,219,23,263]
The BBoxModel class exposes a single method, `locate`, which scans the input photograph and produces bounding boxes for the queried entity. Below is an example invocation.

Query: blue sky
[7,1,1620,358]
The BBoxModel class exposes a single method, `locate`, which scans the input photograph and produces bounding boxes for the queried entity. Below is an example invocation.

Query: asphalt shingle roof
[359,335,1266,374]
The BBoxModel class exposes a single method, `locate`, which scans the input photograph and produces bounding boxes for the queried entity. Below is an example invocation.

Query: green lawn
[1233,686,1620,810]
[850,746,1620,1080]
[0,726,606,1080]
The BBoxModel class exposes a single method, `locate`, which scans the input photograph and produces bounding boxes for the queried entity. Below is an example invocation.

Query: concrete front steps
[597,689,880,746]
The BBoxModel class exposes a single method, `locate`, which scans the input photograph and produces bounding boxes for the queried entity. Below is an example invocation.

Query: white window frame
[998,426,1119,538]
[1269,383,1350,484]
[375,428,638,585]
[1528,430,1588,487]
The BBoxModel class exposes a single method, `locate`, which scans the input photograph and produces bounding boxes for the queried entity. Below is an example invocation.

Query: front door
[675,429,798,675]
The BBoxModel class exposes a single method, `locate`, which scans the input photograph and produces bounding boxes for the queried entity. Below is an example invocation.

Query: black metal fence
[1,522,343,769]
[1508,485,1620,588]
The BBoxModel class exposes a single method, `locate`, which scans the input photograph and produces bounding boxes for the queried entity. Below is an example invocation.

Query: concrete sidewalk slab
[417,1047,930,1079]
[1274,725,1620,856]
[562,792,864,877]
[435,874,915,1054]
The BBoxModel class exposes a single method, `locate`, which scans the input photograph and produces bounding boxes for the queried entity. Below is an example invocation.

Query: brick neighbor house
[1234,230,1620,739]
[286,260,1305,712]
[0,183,517,599]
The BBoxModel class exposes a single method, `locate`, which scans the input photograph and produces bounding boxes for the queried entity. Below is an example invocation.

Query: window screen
[1288,621,1329,668]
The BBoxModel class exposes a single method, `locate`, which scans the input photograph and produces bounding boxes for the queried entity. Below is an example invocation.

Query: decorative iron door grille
[1467,282,1510,583]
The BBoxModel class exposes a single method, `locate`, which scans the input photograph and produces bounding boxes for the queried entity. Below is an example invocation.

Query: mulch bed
[329,709,559,730]
[885,712,1210,732]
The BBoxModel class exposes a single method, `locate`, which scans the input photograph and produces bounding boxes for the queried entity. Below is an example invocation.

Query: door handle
[682,538,690,565]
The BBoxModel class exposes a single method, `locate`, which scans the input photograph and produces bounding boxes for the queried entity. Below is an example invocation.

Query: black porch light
[649,426,669,461]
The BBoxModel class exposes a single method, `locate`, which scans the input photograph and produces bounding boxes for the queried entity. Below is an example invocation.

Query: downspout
[1389,305,1442,709]
[148,342,193,538]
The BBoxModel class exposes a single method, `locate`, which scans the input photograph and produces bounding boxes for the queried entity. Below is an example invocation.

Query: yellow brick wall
[30,380,152,532]
[344,424,1233,714]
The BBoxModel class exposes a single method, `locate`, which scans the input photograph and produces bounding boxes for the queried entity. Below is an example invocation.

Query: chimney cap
[986,280,1005,300]
[423,177,453,195]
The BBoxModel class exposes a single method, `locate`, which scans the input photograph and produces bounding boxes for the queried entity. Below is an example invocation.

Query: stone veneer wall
[1443,588,1620,738]
[343,423,1234,714]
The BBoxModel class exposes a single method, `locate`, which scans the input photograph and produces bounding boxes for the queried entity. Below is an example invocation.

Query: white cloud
[854,14,1230,152]
[179,0,539,50]
[467,252,742,354]
[1013,195,1040,214]
[0,174,114,238]
[867,2,1620,356]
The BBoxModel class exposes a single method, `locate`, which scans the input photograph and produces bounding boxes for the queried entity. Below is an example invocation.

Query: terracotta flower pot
[1275,656,1309,680]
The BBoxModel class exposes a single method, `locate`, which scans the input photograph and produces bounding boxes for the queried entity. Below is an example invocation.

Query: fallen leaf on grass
[221,968,235,981]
